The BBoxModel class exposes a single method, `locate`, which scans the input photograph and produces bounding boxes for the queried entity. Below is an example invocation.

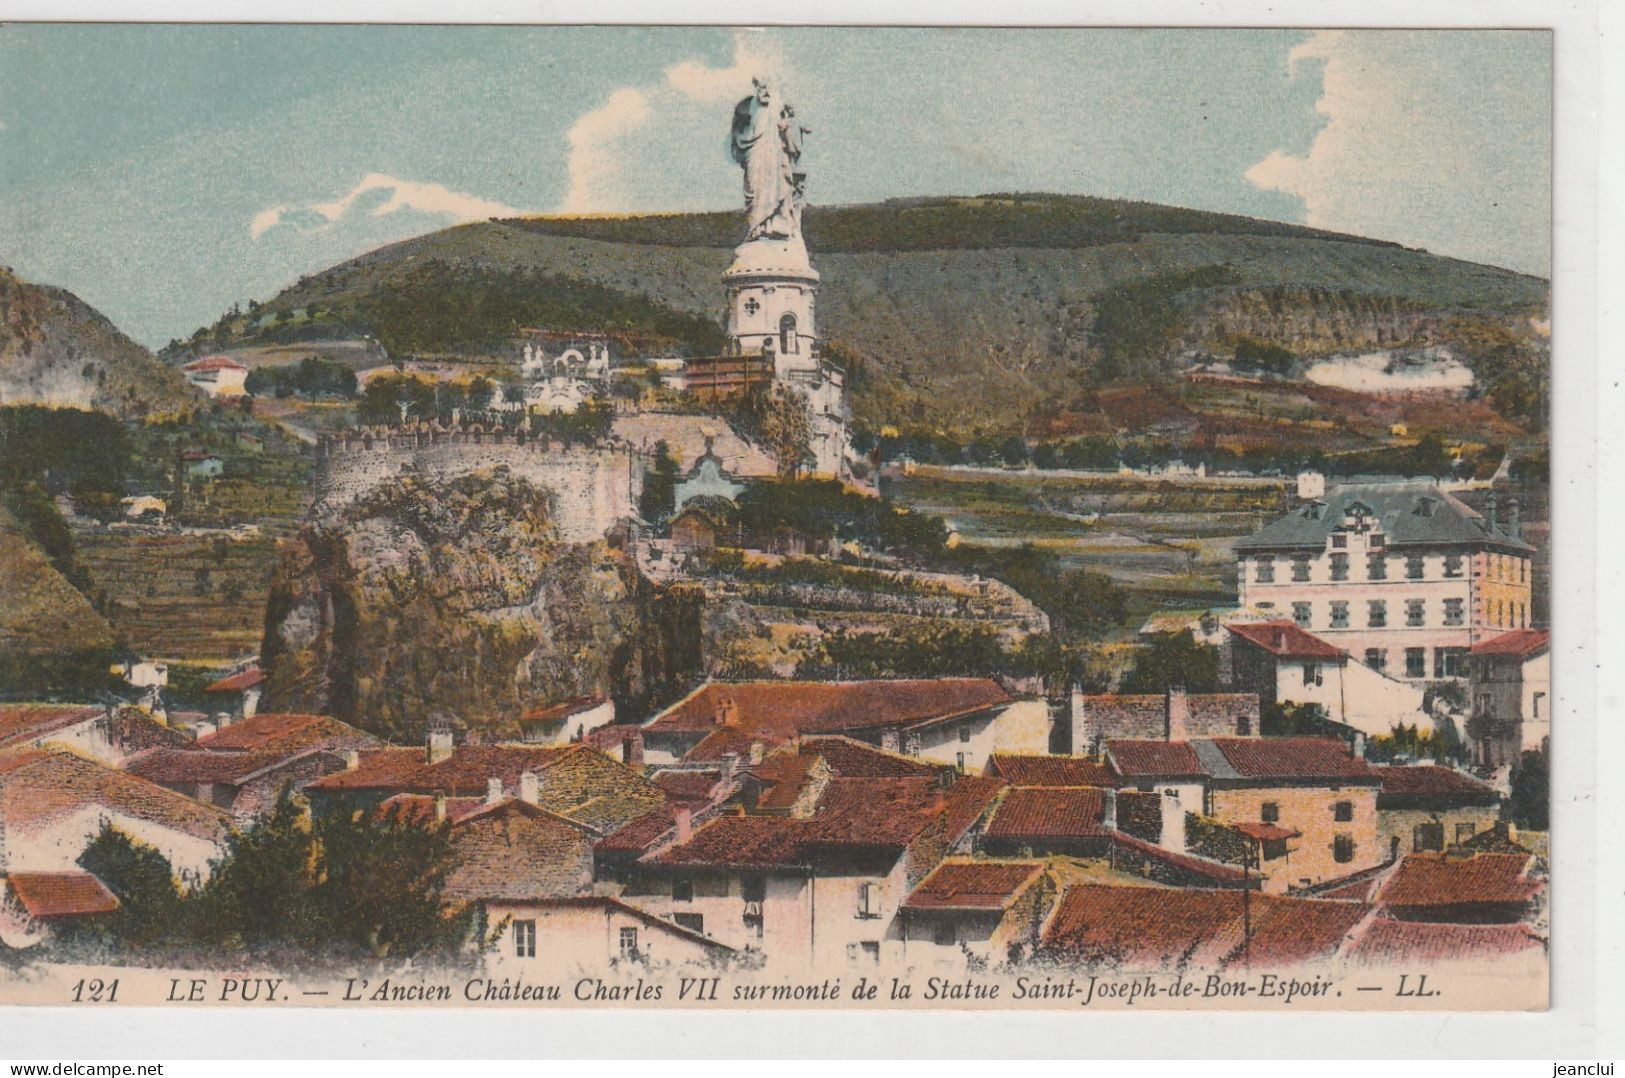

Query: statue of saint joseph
[729,78,808,242]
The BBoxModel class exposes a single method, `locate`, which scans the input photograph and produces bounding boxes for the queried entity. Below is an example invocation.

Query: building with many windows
[1234,480,1535,683]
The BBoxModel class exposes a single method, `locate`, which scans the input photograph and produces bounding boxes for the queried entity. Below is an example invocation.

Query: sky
[0,26,1551,348]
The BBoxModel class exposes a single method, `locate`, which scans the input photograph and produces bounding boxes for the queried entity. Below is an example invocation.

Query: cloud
[251,172,524,240]
[1244,30,1550,275]
[558,31,785,214]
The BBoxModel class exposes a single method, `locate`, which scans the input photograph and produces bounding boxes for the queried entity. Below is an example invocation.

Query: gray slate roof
[1234,480,1533,554]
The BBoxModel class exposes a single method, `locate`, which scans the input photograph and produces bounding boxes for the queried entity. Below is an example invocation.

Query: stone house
[1467,628,1551,770]
[1374,764,1501,859]
[1223,620,1429,737]
[896,859,1049,970]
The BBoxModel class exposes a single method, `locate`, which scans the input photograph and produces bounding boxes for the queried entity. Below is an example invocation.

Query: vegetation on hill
[1,266,197,420]
[181,194,1549,439]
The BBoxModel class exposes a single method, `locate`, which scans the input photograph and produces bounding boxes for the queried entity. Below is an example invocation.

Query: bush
[1118,631,1221,694]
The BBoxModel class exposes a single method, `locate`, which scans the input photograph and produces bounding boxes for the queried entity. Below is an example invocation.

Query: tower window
[743,297,760,316]
[779,313,798,354]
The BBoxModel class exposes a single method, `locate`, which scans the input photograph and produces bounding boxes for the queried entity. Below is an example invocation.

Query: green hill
[0,503,118,692]
[1,266,198,420]
[185,194,1550,436]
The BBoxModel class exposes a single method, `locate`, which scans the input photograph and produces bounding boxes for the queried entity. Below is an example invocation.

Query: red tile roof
[645,814,808,868]
[797,736,938,778]
[1043,884,1364,968]
[649,678,1014,739]
[374,793,486,826]
[752,754,821,812]
[1470,629,1550,658]
[984,787,1110,841]
[682,726,786,763]
[1108,832,1250,883]
[195,712,375,755]
[1345,918,1544,964]
[305,744,579,796]
[1377,765,1500,806]
[1106,740,1205,779]
[0,750,231,840]
[203,667,265,693]
[1208,737,1378,783]
[984,754,1120,787]
[1233,822,1301,842]
[0,704,105,750]
[903,860,1044,911]
[1227,621,1346,661]
[652,770,725,804]
[520,696,607,724]
[6,871,119,918]
[128,747,331,786]
[596,806,680,854]
[1375,853,1542,909]
[182,355,247,372]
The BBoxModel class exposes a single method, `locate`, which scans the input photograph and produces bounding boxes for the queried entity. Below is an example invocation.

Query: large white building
[1234,480,1535,682]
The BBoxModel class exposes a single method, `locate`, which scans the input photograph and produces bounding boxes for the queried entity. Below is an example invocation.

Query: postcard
[0,24,1551,1012]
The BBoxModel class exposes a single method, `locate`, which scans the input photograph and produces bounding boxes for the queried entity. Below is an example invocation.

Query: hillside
[1,266,198,420]
[184,194,1549,436]
[0,504,118,692]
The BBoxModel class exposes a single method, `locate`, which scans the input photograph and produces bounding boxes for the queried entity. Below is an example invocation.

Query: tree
[757,385,816,479]
[1118,631,1221,694]
[639,440,680,522]
[1507,745,1549,831]
[194,787,317,946]
[75,824,186,947]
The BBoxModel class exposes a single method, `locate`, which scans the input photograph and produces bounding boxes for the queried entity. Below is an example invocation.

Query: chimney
[214,710,234,730]
[1102,788,1118,831]
[518,770,540,805]
[673,804,692,844]
[426,727,454,764]
[433,792,447,823]
[345,750,360,770]
[621,731,644,769]
[485,776,504,805]
[720,752,740,784]
[749,740,766,765]
[1506,497,1521,539]
[1069,685,1086,755]
[937,766,956,790]
[1165,686,1190,742]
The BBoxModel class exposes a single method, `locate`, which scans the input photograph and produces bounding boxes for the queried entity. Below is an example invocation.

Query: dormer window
[1415,497,1436,518]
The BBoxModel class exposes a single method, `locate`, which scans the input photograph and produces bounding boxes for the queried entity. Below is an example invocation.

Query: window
[1236,716,1251,736]
[1333,801,1353,822]
[1533,692,1545,720]
[1331,533,1347,549]
[1367,553,1387,580]
[1369,533,1385,549]
[1519,560,1527,583]
[779,313,798,354]
[1435,647,1468,679]
[619,927,639,958]
[847,941,881,965]
[857,882,881,919]
[1443,598,1464,626]
[1519,602,1527,627]
[1261,838,1288,861]
[1330,601,1349,629]
[672,880,694,903]
[1291,555,1312,582]
[1406,599,1426,627]
[742,297,760,316]
[1260,802,1280,823]
[1368,600,1387,628]
[933,921,956,946]
[1333,835,1355,864]
[1413,823,1444,852]
[1329,553,1349,581]
[742,876,767,903]
[1292,602,1312,628]
[1255,556,1275,583]
[1455,823,1478,845]
[959,724,971,743]
[513,919,536,959]
[1365,648,1386,672]
[1406,554,1425,580]
[1405,647,1427,679]
[672,912,704,934]
[1302,662,1321,687]
[1444,554,1463,578]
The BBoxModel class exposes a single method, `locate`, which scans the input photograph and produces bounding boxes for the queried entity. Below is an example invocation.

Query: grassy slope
[201,195,1549,435]
[1,266,198,420]
[0,505,115,657]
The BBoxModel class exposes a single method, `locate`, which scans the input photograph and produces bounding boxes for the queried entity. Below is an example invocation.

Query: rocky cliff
[261,467,688,740]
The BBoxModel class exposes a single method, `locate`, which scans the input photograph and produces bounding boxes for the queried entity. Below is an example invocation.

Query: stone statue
[730,77,807,242]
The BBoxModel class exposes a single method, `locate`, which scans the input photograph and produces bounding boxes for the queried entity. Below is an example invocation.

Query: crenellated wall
[312,426,644,544]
